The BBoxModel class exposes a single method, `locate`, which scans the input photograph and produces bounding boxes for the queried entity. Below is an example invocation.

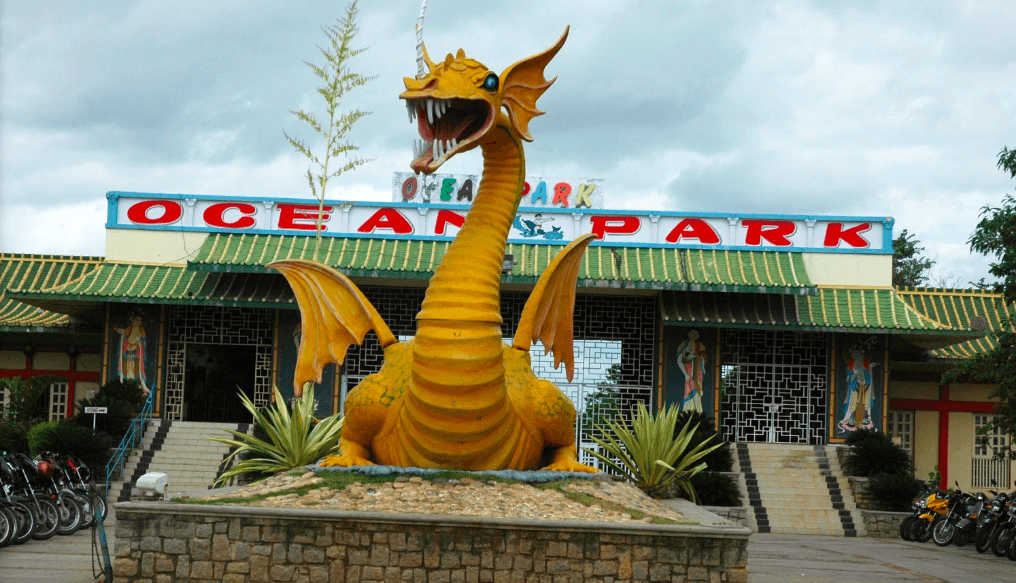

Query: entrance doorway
[183,343,256,423]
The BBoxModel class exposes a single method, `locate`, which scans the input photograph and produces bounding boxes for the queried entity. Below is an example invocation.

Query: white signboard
[392,173,605,209]
[107,192,893,253]
[84,407,108,414]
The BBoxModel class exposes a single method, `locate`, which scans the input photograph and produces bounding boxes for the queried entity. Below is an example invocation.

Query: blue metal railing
[104,387,156,499]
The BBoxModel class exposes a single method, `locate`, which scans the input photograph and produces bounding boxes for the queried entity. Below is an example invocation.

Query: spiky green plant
[585,402,722,501]
[210,385,342,486]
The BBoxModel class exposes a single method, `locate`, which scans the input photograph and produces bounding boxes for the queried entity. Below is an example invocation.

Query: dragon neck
[410,125,523,421]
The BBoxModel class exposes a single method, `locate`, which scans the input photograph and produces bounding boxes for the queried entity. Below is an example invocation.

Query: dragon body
[270,10,595,472]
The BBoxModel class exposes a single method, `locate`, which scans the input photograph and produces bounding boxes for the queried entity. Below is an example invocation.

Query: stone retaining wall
[848,477,875,510]
[860,510,909,539]
[113,502,751,583]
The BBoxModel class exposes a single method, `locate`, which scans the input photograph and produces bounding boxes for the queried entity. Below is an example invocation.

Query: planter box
[860,509,910,539]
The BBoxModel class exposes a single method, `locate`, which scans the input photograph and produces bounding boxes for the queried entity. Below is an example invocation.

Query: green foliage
[947,145,1016,454]
[865,472,922,512]
[285,1,374,257]
[843,427,889,447]
[686,471,743,507]
[211,385,343,486]
[893,229,935,287]
[27,420,59,457]
[843,438,912,477]
[73,379,145,440]
[586,402,722,501]
[675,410,733,472]
[0,418,30,455]
[0,375,64,423]
[36,421,113,469]
[927,465,944,490]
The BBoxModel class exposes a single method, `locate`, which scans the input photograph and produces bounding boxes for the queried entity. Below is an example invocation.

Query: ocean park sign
[392,172,606,209]
[107,192,893,253]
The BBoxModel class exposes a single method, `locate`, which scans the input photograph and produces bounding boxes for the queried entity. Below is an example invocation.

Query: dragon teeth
[427,99,434,124]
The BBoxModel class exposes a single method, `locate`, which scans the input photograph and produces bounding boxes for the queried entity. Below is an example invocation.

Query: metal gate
[720,330,828,444]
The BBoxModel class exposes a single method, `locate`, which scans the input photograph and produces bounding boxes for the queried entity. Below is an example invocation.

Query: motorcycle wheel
[92,492,108,523]
[976,523,996,553]
[993,524,1015,557]
[8,502,35,545]
[900,516,915,541]
[75,493,94,529]
[954,528,971,547]
[1007,530,1016,561]
[932,519,956,546]
[55,495,83,536]
[30,497,60,540]
[0,506,13,548]
[915,519,935,543]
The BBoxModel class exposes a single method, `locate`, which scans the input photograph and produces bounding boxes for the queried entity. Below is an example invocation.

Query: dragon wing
[269,260,396,396]
[512,233,596,382]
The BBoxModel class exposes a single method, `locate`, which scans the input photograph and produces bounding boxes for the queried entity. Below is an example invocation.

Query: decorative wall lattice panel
[344,287,657,470]
[163,305,274,420]
[720,329,828,444]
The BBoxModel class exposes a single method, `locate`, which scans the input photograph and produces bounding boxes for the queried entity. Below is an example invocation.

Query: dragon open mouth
[404,97,493,172]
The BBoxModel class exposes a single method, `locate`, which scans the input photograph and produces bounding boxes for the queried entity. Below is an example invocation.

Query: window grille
[48,381,69,421]
[887,410,914,459]
[973,414,1010,488]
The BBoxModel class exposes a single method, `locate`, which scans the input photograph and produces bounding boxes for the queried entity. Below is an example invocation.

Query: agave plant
[210,385,342,486]
[586,402,722,501]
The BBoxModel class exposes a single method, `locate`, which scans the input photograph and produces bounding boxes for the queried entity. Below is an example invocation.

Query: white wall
[105,229,209,264]
[802,253,892,287]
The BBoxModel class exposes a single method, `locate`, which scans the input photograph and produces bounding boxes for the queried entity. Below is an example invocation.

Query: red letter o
[126,200,183,225]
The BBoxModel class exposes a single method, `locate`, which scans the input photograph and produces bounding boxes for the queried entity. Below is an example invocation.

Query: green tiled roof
[189,234,816,294]
[662,287,957,334]
[897,287,1013,358]
[0,254,101,328]
[10,263,299,310]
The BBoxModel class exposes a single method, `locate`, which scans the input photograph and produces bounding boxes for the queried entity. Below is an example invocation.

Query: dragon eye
[482,73,498,92]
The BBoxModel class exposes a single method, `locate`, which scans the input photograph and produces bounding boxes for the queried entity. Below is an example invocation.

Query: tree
[946,146,1016,458]
[285,1,374,258]
[892,229,934,287]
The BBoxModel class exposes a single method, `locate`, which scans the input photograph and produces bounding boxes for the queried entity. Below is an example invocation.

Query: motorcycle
[1,451,61,540]
[952,490,987,547]
[932,484,973,547]
[908,490,949,543]
[29,453,84,535]
[974,489,1009,553]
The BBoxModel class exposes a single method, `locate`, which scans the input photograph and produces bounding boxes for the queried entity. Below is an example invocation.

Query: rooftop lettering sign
[106,192,894,253]
[392,172,605,209]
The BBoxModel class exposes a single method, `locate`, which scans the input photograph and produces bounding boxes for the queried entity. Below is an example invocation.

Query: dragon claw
[319,454,375,468]
[541,460,600,474]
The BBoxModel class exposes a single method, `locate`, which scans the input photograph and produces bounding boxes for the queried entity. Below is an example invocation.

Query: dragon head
[400,1,568,174]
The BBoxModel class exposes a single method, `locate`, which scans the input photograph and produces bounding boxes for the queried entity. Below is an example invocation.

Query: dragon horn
[415,0,428,78]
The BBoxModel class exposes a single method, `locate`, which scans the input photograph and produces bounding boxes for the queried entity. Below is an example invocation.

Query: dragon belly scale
[269,1,597,473]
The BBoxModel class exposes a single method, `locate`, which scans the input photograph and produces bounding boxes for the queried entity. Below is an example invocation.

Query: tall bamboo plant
[285,1,375,258]
[586,402,721,500]
[210,385,342,486]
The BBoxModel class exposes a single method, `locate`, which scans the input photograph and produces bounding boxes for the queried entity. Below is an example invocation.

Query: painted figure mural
[270,2,596,472]
[114,314,149,394]
[677,329,706,412]
[837,339,878,432]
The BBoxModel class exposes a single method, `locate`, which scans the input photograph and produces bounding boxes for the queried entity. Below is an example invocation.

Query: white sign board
[84,407,108,414]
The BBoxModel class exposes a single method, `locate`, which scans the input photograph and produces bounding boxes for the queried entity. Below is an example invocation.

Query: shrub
[866,472,922,512]
[36,421,113,469]
[675,410,734,472]
[587,402,722,500]
[686,471,743,507]
[0,375,63,423]
[844,427,889,447]
[73,379,146,440]
[27,420,59,457]
[211,385,343,486]
[0,418,29,455]
[843,438,912,477]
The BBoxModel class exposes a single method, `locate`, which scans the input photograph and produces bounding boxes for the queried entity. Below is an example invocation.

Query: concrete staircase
[108,419,251,502]
[735,442,865,536]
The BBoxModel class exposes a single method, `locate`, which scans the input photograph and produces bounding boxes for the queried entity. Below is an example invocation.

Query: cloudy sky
[2,0,1015,285]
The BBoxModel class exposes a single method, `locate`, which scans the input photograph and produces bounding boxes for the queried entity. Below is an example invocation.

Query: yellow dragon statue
[269,2,597,473]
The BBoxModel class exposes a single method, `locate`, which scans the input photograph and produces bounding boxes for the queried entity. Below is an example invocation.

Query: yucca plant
[585,402,722,501]
[210,385,343,486]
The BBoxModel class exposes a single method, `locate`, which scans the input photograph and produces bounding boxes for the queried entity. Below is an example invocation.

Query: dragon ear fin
[499,26,569,142]
[512,232,594,382]
[269,260,396,397]
[421,41,437,74]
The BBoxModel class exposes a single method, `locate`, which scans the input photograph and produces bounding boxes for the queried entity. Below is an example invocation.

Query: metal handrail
[104,387,155,499]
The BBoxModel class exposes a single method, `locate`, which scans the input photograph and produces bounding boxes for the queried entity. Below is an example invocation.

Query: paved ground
[0,506,114,582]
[748,534,1016,582]
[4,518,1016,582]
